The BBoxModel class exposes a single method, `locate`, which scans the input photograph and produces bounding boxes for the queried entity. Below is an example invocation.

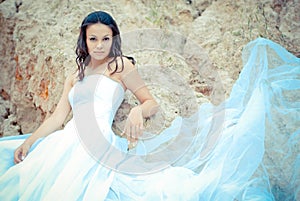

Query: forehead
[86,23,112,36]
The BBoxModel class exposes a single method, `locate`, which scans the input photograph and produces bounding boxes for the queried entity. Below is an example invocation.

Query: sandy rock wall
[0,0,299,199]
[1,0,298,135]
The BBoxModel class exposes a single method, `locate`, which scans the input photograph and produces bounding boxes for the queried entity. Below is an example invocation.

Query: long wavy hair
[75,11,134,80]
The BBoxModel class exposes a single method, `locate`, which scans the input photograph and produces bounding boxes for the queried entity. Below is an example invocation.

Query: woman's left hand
[122,106,144,148]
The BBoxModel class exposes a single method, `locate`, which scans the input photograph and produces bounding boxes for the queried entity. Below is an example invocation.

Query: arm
[14,74,74,163]
[121,59,159,147]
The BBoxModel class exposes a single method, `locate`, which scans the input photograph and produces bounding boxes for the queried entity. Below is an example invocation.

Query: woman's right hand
[14,142,31,164]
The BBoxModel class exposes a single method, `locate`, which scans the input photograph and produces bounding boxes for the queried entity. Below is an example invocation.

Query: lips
[94,51,104,54]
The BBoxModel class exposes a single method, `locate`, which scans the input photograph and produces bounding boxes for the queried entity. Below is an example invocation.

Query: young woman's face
[86,23,113,61]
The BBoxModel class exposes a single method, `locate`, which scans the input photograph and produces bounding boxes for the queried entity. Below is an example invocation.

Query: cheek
[86,40,90,51]
[107,41,113,51]
[86,40,94,53]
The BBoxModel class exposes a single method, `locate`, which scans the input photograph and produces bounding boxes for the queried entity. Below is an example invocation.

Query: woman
[14,11,159,164]
[0,11,299,201]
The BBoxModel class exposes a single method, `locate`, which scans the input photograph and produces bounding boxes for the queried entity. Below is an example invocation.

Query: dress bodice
[68,74,125,126]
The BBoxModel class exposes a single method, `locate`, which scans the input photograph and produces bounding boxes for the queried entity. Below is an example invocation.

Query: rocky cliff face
[1,0,299,136]
[0,0,299,199]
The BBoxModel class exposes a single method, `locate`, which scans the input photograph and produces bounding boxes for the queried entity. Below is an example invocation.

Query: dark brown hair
[75,11,134,80]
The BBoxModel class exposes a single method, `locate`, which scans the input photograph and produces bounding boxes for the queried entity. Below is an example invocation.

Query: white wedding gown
[0,38,299,201]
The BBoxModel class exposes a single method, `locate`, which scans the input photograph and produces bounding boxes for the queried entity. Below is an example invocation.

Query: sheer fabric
[0,38,299,200]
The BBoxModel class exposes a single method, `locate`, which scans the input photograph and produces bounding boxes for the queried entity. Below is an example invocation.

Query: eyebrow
[103,34,112,37]
[87,34,112,37]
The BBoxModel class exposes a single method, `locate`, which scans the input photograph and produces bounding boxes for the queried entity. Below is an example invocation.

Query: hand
[122,106,144,149]
[14,141,31,164]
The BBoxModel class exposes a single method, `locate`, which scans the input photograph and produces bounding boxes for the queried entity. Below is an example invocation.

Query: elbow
[48,113,67,129]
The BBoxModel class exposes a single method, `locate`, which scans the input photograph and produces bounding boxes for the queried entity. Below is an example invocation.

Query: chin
[91,54,108,61]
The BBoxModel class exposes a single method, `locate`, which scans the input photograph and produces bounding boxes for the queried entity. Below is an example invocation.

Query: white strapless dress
[0,38,299,201]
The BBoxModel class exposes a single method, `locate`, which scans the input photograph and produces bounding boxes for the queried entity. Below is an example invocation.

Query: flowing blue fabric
[0,38,299,200]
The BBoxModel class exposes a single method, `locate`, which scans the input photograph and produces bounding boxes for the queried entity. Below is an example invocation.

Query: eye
[89,37,97,41]
[103,37,110,41]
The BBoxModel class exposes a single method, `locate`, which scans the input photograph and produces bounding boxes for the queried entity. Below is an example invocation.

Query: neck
[89,57,109,69]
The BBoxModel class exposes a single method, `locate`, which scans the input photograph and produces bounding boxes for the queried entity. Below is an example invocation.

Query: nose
[96,41,103,49]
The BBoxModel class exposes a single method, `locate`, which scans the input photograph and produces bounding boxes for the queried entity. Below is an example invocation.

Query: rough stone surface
[0,0,299,199]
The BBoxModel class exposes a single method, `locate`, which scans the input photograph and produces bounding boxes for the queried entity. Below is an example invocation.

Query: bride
[0,11,299,201]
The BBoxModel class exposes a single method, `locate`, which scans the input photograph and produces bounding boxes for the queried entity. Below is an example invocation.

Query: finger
[130,124,136,141]
[133,125,141,143]
[126,127,131,143]
[14,149,22,164]
[120,131,125,137]
[21,149,27,160]
[132,123,142,140]
[126,123,131,140]
[137,123,144,138]
[127,134,136,147]
[127,138,138,150]
[139,122,144,131]
[133,125,140,140]
[122,122,130,140]
[129,123,136,141]
[125,119,133,139]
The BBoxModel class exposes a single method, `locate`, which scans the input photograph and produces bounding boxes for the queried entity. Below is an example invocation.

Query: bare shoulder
[65,71,78,87]
[110,56,136,79]
[117,56,147,93]
[119,56,136,76]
